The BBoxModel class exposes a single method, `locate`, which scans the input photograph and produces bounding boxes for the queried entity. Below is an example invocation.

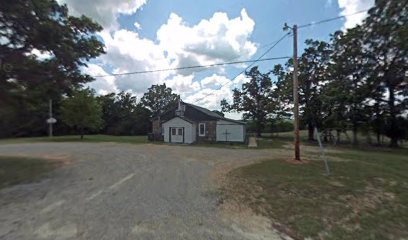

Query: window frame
[199,123,206,136]
[171,128,176,136]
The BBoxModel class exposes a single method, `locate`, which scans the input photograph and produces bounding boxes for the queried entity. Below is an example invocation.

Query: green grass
[226,145,408,239]
[0,157,58,189]
[0,135,148,145]
[256,138,287,149]
[191,142,248,149]
[188,138,286,149]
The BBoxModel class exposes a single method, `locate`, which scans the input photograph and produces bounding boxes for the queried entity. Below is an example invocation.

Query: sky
[57,0,374,119]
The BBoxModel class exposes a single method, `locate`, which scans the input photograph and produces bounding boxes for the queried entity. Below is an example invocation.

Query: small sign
[46,118,57,124]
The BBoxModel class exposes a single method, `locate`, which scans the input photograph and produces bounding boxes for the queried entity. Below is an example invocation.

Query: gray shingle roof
[183,102,245,125]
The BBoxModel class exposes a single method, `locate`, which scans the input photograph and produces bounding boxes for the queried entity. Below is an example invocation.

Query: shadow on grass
[0,156,58,189]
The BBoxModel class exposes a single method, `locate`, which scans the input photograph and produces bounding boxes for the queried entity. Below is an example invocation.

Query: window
[171,128,176,135]
[199,123,206,136]
[178,128,183,136]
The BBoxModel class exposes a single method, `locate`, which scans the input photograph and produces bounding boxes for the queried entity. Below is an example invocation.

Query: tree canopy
[0,0,105,138]
[60,89,103,139]
[98,92,151,135]
[221,66,276,136]
[141,84,180,117]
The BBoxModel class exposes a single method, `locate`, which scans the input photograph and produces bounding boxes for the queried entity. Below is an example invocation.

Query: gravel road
[0,143,286,240]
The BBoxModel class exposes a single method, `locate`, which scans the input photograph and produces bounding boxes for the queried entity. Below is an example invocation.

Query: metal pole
[293,25,300,161]
[314,127,330,175]
[49,99,53,138]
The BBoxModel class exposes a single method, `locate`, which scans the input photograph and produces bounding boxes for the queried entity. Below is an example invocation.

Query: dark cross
[222,129,231,142]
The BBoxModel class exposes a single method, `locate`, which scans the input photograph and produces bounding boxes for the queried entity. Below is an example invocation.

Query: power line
[298,8,370,29]
[92,56,290,78]
[193,32,291,104]
[256,33,292,51]
[191,8,370,106]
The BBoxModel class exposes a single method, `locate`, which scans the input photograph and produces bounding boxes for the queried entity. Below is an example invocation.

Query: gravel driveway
[0,143,286,240]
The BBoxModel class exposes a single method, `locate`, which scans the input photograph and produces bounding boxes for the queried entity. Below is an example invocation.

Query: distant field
[224,141,408,239]
[0,135,148,145]
[262,130,407,148]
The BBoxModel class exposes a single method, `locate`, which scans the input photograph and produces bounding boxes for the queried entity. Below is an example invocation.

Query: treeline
[222,0,407,147]
[0,84,180,138]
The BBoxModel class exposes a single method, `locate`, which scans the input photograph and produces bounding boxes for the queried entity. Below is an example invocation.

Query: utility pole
[293,24,300,161]
[49,99,53,137]
[46,99,57,137]
[284,23,301,161]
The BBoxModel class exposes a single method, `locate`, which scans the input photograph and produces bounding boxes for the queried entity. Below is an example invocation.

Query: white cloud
[233,74,250,86]
[79,8,256,117]
[85,64,118,94]
[338,0,374,29]
[157,9,257,75]
[134,22,142,30]
[165,74,200,98]
[164,73,248,119]
[29,49,54,60]
[58,0,146,29]
[91,9,256,97]
[200,74,232,89]
[97,29,170,95]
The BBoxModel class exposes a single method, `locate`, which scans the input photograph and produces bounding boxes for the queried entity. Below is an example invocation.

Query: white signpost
[47,118,57,124]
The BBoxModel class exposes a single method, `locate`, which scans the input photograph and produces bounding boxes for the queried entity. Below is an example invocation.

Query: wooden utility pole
[283,23,301,160]
[292,25,300,161]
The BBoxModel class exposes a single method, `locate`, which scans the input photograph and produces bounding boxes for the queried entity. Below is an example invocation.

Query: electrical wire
[298,8,370,29]
[192,32,291,104]
[92,56,291,78]
[196,8,371,105]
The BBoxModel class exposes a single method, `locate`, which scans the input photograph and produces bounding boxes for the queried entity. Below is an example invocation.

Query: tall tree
[60,89,103,139]
[98,92,151,135]
[363,0,408,147]
[0,0,104,138]
[221,66,275,137]
[141,84,180,117]
[298,39,332,141]
[329,27,369,145]
[271,63,294,128]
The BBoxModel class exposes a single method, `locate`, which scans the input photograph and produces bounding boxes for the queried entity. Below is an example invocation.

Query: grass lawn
[225,144,408,239]
[0,135,148,145]
[0,156,58,189]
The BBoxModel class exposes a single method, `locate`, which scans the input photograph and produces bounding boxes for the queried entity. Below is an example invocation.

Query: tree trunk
[376,132,381,145]
[256,120,262,137]
[80,127,84,140]
[336,129,341,144]
[308,123,314,141]
[388,86,399,148]
[352,125,358,146]
[390,136,398,148]
[366,131,372,145]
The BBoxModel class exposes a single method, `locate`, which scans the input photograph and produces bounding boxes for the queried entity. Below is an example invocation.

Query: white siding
[216,120,245,142]
[162,117,195,144]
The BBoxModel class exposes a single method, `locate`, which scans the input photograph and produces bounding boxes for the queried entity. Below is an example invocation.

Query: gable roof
[183,102,225,119]
[156,101,245,125]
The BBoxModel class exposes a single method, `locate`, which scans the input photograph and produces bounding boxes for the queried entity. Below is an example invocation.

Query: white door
[170,127,184,143]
